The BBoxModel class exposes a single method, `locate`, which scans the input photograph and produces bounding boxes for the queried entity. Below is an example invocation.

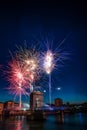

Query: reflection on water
[0,116,22,130]
[27,120,44,130]
[63,113,87,125]
[55,111,64,123]
[0,113,87,130]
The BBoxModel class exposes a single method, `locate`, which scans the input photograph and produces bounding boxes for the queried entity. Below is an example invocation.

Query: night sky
[0,0,87,104]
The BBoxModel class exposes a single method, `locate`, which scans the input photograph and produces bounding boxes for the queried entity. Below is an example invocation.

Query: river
[0,113,87,130]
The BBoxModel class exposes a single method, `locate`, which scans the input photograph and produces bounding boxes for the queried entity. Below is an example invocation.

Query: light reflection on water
[0,113,87,130]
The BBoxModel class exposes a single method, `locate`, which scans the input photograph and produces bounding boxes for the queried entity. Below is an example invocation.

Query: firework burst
[15,45,42,93]
[43,50,55,74]
[15,46,41,81]
[6,57,29,88]
[42,39,70,105]
[5,57,30,109]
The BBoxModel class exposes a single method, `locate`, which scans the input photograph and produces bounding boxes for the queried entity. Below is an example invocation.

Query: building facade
[30,91,43,110]
[0,102,4,115]
[4,100,14,110]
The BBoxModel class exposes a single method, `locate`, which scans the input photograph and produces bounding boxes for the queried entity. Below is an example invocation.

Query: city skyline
[0,0,87,104]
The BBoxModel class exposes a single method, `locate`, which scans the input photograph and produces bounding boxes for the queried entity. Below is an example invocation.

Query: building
[30,91,43,110]
[14,102,20,110]
[55,98,63,107]
[4,100,14,110]
[0,102,4,110]
[0,102,4,115]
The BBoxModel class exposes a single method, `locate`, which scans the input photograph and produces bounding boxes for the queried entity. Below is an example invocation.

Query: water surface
[0,113,87,130]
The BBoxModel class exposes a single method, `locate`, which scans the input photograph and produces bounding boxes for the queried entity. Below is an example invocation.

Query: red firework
[6,57,31,98]
[7,58,28,87]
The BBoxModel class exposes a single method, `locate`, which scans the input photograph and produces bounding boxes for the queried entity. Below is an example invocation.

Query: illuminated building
[0,102,4,115]
[30,91,43,110]
[4,100,14,110]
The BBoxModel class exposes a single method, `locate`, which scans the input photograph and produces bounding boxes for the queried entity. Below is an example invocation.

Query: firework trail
[42,36,71,105]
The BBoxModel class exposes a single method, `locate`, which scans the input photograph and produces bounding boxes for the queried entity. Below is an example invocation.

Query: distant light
[43,90,46,93]
[57,87,61,90]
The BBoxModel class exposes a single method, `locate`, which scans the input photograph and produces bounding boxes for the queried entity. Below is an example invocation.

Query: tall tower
[30,91,43,110]
[55,98,63,107]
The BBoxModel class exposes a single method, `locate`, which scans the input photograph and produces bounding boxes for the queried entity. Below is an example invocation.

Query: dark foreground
[0,113,87,130]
